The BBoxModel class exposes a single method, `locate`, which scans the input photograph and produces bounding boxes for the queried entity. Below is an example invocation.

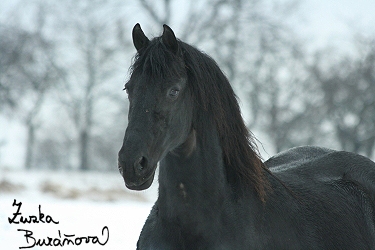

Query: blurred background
[0,0,374,248]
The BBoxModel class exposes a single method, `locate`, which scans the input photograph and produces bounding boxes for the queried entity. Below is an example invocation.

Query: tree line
[0,0,374,171]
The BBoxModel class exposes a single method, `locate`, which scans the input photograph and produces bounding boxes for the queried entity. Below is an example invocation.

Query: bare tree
[0,26,17,110]
[194,0,311,153]
[310,36,375,158]
[1,0,133,171]
[53,0,131,171]
[0,4,60,169]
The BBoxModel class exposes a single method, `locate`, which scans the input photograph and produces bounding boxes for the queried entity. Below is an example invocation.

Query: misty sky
[288,0,374,52]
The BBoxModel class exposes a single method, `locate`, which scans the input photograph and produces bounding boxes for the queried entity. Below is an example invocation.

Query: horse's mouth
[125,170,156,191]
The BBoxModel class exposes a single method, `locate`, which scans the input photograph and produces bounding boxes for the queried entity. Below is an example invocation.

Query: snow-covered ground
[0,169,157,249]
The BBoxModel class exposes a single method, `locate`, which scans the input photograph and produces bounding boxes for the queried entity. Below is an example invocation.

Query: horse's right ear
[132,23,150,52]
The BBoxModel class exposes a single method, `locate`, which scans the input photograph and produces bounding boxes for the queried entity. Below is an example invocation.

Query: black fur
[118,24,375,249]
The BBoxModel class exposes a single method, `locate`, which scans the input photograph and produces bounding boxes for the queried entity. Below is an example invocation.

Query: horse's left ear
[162,24,178,54]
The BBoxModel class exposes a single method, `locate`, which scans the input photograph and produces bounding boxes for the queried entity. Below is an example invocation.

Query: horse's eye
[169,89,180,98]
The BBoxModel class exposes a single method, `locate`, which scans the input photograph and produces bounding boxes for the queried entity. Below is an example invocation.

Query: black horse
[118,23,375,249]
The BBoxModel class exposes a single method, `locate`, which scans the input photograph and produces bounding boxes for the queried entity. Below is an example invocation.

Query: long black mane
[131,38,269,200]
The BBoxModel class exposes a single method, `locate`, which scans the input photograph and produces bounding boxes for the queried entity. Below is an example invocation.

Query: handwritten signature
[8,199,109,249]
[8,199,59,224]
[17,227,109,249]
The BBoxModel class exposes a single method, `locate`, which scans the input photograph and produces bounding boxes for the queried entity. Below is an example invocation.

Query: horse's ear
[162,24,178,54]
[132,23,150,52]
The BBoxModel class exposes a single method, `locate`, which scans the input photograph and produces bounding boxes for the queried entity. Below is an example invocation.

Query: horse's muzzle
[124,171,155,191]
[118,153,156,191]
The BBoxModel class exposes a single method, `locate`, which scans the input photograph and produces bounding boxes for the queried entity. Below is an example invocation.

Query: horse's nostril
[137,157,143,168]
[135,156,148,174]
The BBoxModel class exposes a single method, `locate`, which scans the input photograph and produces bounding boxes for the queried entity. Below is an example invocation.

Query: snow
[0,170,156,249]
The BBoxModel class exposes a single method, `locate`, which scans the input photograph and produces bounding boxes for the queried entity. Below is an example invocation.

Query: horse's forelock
[131,38,186,80]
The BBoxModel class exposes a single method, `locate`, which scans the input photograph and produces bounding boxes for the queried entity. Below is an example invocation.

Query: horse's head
[118,24,194,190]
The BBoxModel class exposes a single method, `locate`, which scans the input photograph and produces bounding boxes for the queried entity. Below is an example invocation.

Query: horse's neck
[158,128,230,222]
